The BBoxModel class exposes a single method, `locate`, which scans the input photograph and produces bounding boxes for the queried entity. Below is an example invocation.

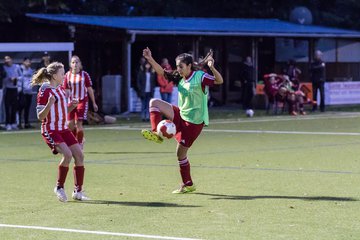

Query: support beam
[123,33,136,112]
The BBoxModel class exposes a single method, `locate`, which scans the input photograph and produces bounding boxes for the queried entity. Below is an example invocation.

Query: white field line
[0,224,201,240]
[2,125,360,136]
[8,127,360,136]
[2,112,360,136]
[210,112,360,125]
[202,129,360,136]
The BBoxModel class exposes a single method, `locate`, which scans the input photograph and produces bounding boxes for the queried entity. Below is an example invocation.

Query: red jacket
[157,64,174,93]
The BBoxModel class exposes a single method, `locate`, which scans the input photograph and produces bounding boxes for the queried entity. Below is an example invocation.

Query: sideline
[0,224,201,240]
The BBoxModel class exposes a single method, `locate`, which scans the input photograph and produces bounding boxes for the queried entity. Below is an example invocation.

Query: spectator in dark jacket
[241,56,256,114]
[310,50,326,112]
[137,61,156,121]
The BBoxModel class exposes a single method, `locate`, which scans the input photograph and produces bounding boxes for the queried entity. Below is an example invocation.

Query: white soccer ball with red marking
[157,120,176,139]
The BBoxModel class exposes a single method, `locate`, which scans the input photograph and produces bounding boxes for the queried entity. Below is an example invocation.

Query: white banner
[324,82,360,105]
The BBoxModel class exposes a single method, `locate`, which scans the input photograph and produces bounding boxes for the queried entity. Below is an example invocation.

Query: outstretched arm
[143,47,164,76]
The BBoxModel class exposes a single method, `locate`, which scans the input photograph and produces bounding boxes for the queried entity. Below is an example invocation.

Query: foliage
[1,0,360,29]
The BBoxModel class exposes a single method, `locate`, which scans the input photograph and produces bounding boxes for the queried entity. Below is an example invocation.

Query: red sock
[77,130,84,144]
[178,157,193,186]
[74,166,85,192]
[150,107,162,132]
[57,165,69,188]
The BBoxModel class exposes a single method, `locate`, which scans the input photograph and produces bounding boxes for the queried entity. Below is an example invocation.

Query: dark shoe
[24,124,34,129]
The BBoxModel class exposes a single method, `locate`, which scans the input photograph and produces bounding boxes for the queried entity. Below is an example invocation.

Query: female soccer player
[63,55,98,148]
[141,47,223,194]
[32,62,89,202]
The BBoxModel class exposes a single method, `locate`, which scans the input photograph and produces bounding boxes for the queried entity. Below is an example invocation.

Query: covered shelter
[26,14,360,110]
[0,42,74,122]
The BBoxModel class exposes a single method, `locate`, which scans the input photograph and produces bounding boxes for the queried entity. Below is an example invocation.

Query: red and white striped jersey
[63,70,92,101]
[36,83,68,132]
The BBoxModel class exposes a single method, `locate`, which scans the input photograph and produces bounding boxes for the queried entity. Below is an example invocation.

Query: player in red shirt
[32,62,90,202]
[63,55,98,148]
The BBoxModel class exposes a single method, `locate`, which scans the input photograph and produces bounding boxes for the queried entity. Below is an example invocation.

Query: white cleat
[72,191,90,201]
[54,187,68,202]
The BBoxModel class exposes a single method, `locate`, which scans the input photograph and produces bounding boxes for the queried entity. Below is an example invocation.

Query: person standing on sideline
[32,62,89,202]
[241,56,256,116]
[63,55,98,148]
[38,52,52,69]
[137,61,156,121]
[18,57,35,129]
[3,56,22,131]
[310,50,326,112]
[157,58,174,104]
[141,47,223,194]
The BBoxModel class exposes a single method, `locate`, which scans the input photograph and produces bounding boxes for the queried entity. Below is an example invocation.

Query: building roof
[26,13,360,38]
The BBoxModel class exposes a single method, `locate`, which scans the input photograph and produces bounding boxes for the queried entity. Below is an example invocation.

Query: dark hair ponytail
[164,49,213,85]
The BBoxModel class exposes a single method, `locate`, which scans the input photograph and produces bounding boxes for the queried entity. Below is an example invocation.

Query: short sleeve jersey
[36,83,69,132]
[63,70,92,101]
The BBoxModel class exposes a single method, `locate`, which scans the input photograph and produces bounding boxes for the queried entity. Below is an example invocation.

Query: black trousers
[241,83,255,110]
[312,81,325,111]
[4,88,18,125]
[18,93,33,125]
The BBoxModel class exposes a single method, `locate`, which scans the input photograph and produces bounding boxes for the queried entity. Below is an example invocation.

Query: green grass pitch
[1,112,360,240]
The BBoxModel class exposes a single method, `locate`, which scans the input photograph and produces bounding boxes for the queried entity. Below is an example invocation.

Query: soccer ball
[246,109,254,117]
[157,120,177,139]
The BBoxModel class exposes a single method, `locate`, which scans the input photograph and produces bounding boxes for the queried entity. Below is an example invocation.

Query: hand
[207,56,215,68]
[93,103,98,112]
[48,95,56,105]
[71,98,79,107]
[143,47,152,60]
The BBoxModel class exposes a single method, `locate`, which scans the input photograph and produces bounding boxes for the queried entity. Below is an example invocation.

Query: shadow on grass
[86,151,173,155]
[72,200,200,207]
[195,193,357,202]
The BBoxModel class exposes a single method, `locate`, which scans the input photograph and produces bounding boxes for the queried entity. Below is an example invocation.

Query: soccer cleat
[72,190,90,201]
[172,184,196,194]
[141,129,163,143]
[54,187,67,202]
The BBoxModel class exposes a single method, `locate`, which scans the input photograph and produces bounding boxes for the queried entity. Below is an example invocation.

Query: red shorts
[42,129,78,154]
[172,106,204,148]
[68,99,89,121]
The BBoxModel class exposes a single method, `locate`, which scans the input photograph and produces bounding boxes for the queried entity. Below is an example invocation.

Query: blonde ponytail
[31,62,64,86]
[31,67,50,86]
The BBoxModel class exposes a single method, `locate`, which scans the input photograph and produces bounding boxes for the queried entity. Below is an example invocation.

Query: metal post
[124,33,136,113]
[252,38,258,83]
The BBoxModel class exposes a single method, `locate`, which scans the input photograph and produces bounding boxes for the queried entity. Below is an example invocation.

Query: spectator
[157,58,174,104]
[18,57,35,129]
[286,59,302,82]
[3,56,22,131]
[39,52,51,69]
[286,59,306,115]
[241,56,255,115]
[136,61,156,121]
[0,63,5,126]
[310,50,326,112]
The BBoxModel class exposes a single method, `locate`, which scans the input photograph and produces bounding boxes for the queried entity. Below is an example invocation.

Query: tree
[1,0,360,30]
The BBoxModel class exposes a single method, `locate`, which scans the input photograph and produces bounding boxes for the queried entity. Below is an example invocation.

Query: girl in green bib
[141,47,223,193]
